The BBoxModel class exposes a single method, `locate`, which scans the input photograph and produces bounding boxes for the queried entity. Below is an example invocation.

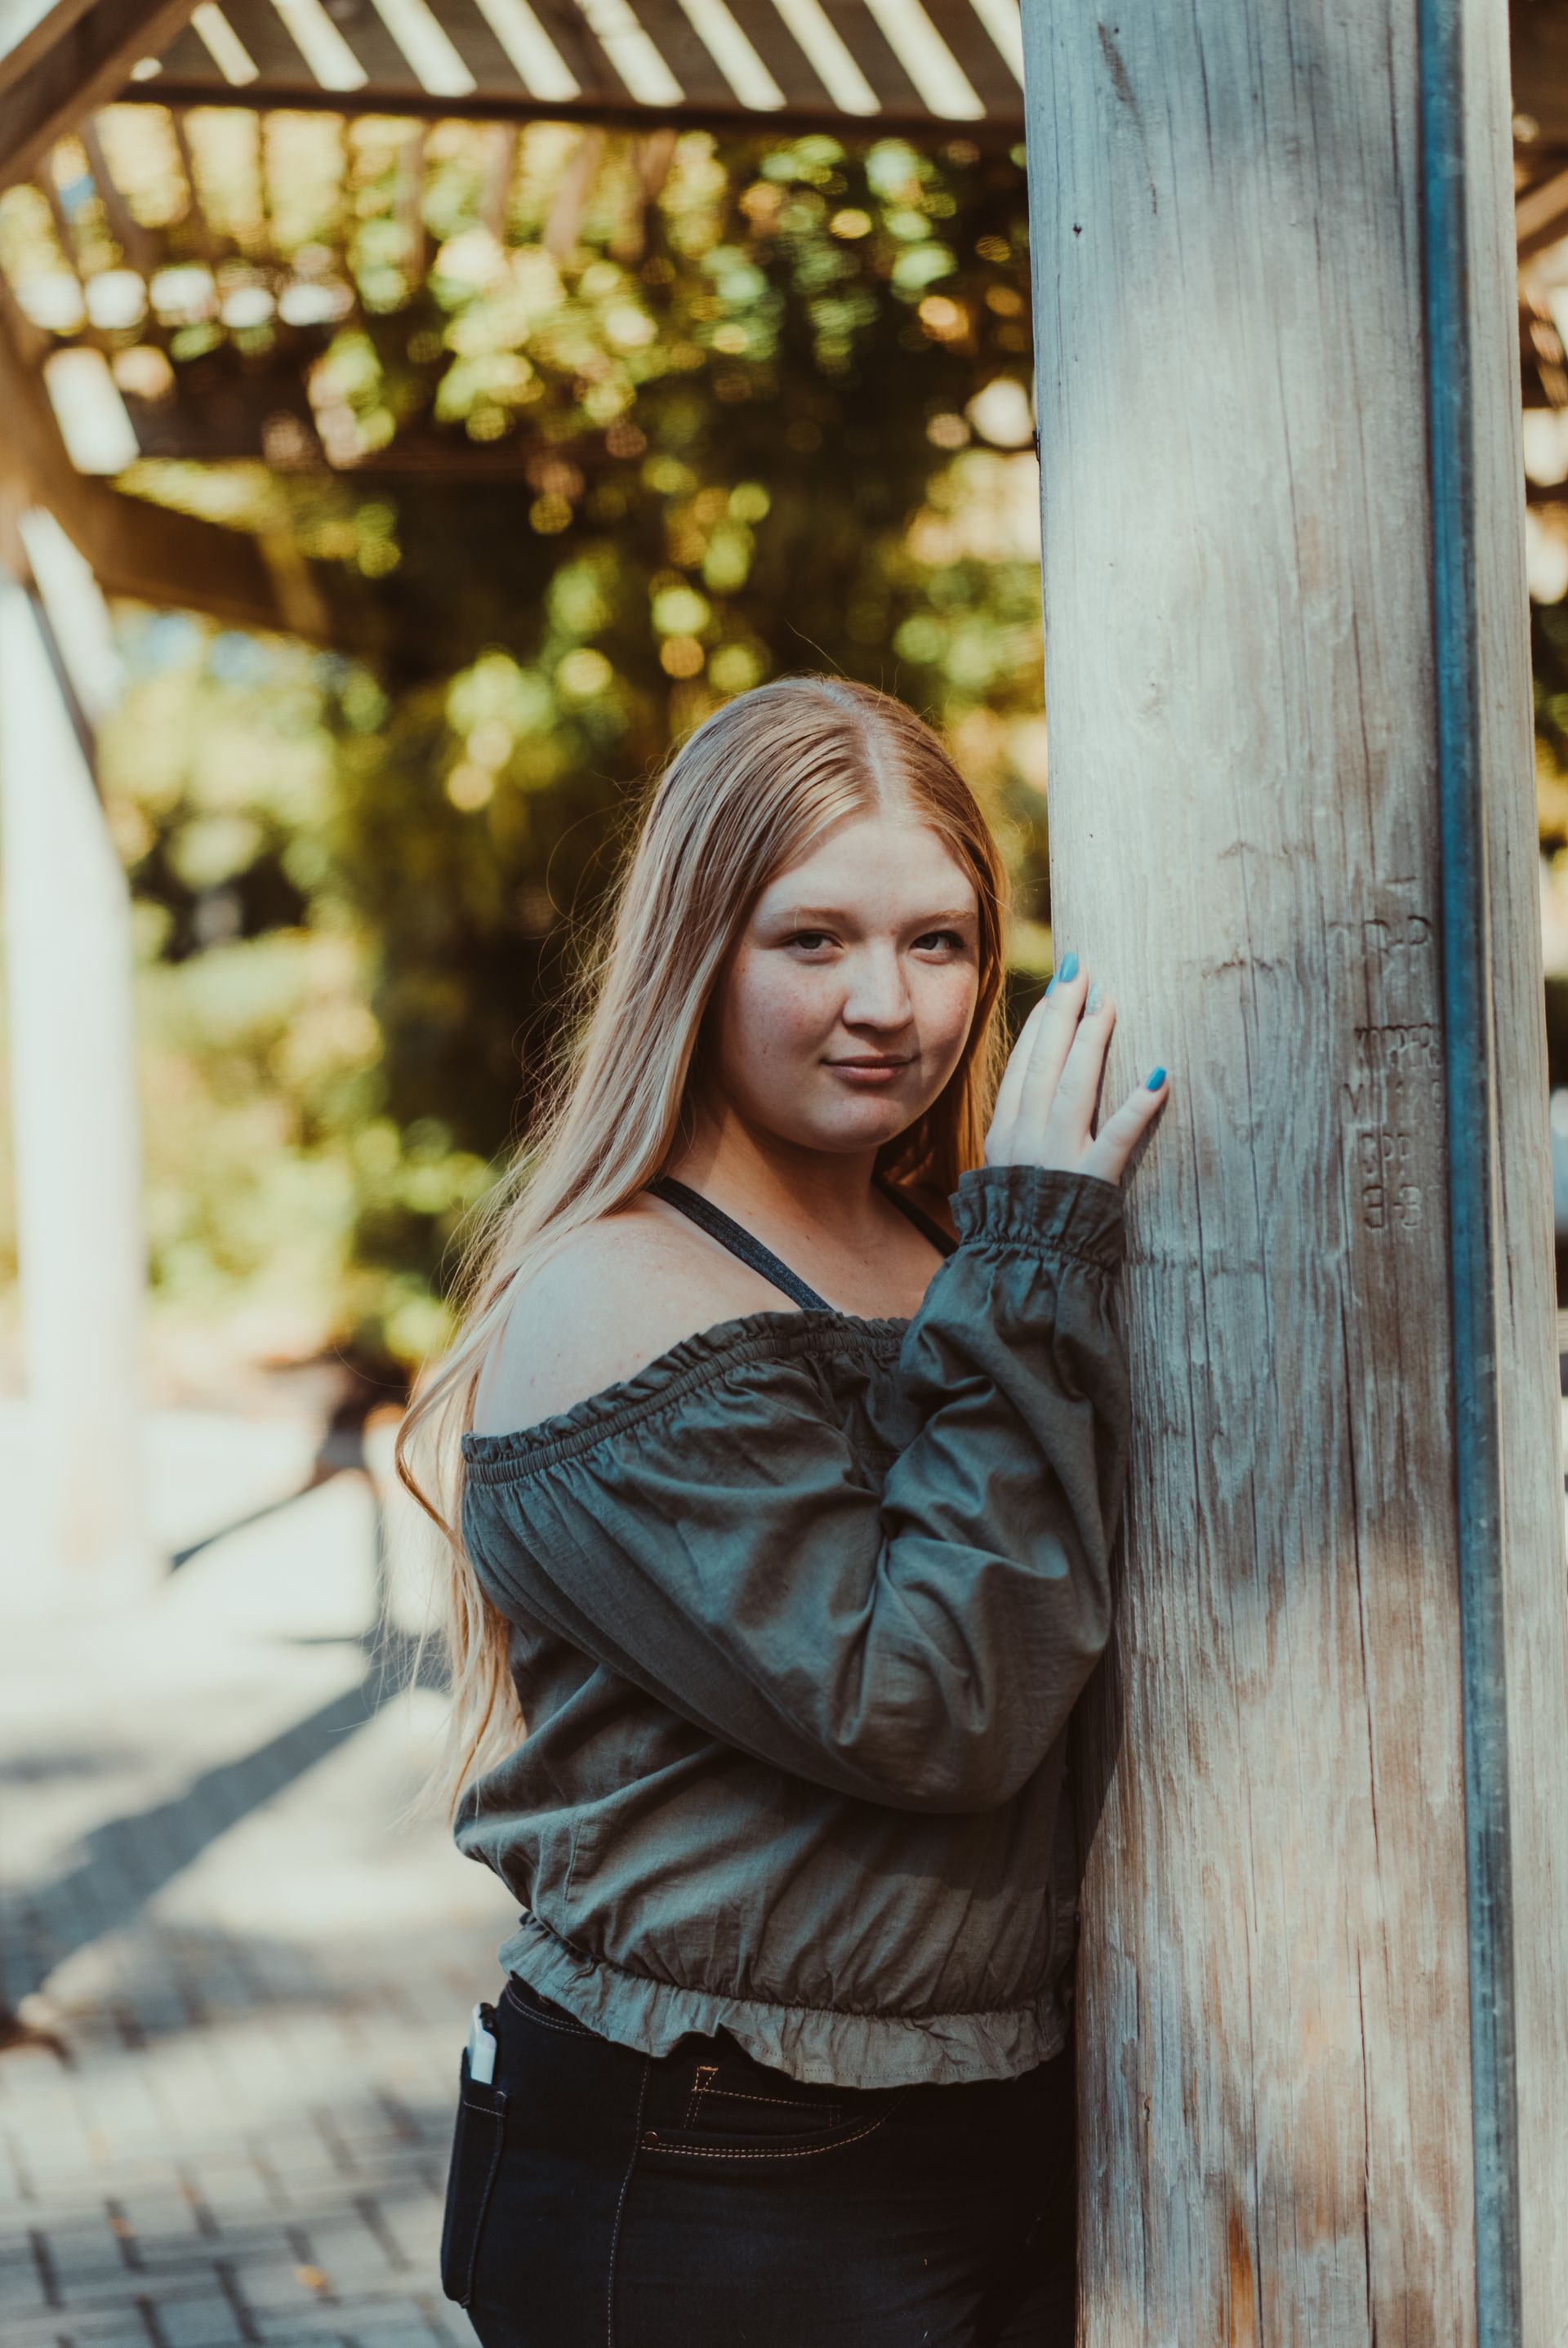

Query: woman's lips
[826,1058,911,1085]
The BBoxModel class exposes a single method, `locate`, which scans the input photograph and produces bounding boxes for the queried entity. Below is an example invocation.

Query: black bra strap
[646,1172,958,1312]
[645,1178,833,1311]
[873,1173,958,1259]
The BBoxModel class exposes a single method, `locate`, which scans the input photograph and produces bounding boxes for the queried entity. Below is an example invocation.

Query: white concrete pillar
[0,550,153,1595]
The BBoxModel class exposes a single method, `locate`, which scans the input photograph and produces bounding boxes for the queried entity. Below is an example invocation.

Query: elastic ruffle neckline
[461,1306,906,1482]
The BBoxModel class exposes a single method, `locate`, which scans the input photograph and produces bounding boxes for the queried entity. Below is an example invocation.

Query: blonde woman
[399,675,1167,2346]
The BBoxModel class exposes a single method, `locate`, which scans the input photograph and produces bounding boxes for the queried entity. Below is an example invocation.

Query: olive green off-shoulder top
[456,1160,1129,2091]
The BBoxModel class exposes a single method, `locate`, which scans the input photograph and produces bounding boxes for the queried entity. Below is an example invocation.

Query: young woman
[398,674,1167,2346]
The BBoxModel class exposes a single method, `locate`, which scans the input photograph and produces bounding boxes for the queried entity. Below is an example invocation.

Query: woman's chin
[795,1098,922,1155]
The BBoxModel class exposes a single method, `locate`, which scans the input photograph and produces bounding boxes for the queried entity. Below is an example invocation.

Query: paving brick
[5,2313,154,2348]
[109,2185,203,2257]
[142,2292,248,2348]
[342,2329,441,2348]
[295,2215,403,2300]
[251,2318,357,2345]
[180,2160,278,2230]
[0,2242,51,2317]
[220,2252,330,2319]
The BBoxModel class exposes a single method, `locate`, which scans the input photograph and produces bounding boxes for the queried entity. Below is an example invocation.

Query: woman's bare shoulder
[469,1199,782,1438]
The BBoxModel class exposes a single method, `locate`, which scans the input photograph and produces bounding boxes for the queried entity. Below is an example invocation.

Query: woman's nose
[841,950,914,1029]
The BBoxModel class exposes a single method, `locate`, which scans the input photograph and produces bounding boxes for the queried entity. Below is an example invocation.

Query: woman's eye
[913,929,966,954]
[787,931,834,952]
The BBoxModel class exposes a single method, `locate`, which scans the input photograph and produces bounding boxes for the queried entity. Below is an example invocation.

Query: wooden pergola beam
[113,79,1023,140]
[0,293,342,641]
[0,0,101,98]
[0,0,198,183]
[1517,161,1568,263]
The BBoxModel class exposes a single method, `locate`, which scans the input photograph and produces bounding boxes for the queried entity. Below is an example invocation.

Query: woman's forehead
[756,815,975,909]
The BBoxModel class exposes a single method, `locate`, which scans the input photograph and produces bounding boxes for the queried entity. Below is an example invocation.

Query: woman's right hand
[983,952,1169,1187]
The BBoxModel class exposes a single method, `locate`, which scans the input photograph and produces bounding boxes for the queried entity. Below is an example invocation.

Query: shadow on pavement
[0,1628,446,2014]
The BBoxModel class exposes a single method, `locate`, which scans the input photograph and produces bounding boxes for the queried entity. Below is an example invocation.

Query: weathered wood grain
[1020,0,1568,2337]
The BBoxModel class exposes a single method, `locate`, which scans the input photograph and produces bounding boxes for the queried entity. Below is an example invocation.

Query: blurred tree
[1530,602,1568,1099]
[98,127,1054,1382]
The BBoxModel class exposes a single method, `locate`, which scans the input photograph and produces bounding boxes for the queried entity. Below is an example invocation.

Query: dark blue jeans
[440,1972,1076,2346]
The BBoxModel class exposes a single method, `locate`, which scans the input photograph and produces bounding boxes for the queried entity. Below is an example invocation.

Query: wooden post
[0,552,153,1596]
[1020,0,1568,2338]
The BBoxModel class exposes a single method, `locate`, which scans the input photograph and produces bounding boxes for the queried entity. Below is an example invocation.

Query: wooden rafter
[479,120,517,241]
[78,113,160,276]
[0,0,102,99]
[0,0,198,182]
[394,122,426,286]
[1518,161,1568,265]
[0,284,341,639]
[66,0,1027,140]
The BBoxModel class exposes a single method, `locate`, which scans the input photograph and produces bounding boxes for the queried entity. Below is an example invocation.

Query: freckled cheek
[725,966,838,1066]
[915,970,982,1074]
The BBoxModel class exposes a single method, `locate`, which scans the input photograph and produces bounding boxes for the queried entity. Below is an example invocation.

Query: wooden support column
[1020,0,1568,2339]
[0,550,153,1595]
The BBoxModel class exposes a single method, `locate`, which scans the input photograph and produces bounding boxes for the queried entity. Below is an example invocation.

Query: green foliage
[106,127,1054,1379]
[1535,600,1568,857]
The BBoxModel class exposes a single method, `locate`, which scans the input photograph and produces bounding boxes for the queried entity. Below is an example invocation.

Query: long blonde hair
[395,673,1011,1816]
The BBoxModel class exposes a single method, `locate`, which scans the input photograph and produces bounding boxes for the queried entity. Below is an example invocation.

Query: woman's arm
[465,1160,1129,1813]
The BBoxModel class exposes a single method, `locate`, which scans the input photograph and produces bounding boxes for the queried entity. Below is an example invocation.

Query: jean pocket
[643,2054,903,2162]
[679,2058,847,2140]
[439,2045,508,2306]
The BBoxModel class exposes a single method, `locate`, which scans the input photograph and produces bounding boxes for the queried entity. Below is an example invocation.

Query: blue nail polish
[1086,981,1104,1013]
[1058,950,1079,983]
[1147,1065,1166,1089]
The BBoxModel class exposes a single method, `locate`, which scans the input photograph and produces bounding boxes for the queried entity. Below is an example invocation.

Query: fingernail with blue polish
[1147,1065,1167,1089]
[1058,950,1079,984]
[1086,981,1104,1013]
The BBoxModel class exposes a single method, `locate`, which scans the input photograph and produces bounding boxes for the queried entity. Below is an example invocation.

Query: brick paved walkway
[0,1405,518,2348]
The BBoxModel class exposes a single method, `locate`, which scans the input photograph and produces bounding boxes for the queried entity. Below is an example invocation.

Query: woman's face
[702,809,982,1159]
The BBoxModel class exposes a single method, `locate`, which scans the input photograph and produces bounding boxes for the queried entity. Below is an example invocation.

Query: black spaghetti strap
[874,1173,958,1259]
[645,1177,834,1312]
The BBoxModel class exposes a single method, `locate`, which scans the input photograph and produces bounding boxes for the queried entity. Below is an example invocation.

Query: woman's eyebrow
[772,903,978,924]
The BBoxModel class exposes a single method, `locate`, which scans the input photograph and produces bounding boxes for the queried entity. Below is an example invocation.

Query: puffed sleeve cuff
[950,1161,1126,1272]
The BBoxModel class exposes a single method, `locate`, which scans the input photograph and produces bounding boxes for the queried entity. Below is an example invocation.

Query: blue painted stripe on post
[1416,0,1524,2337]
